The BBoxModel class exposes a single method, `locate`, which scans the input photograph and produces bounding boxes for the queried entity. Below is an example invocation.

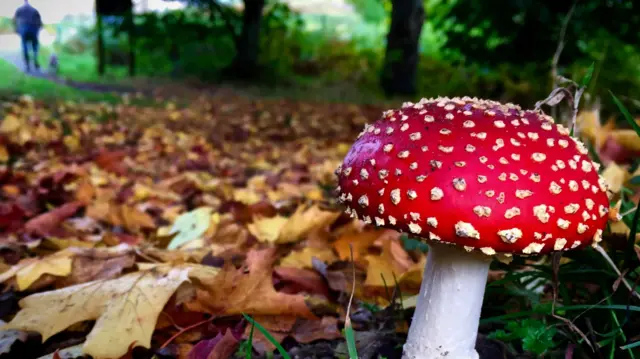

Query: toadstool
[335,97,610,359]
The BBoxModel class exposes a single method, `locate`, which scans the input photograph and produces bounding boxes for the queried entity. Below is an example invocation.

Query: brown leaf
[58,246,136,287]
[333,229,397,262]
[207,329,241,359]
[273,266,330,298]
[23,202,83,236]
[94,150,128,175]
[242,315,341,354]
[185,248,316,319]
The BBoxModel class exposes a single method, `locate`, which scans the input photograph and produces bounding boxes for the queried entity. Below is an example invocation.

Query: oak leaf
[1,264,208,359]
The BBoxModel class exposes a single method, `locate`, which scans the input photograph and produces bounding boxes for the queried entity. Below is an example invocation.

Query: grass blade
[345,322,358,359]
[580,62,595,88]
[344,244,359,359]
[610,91,640,136]
[242,313,291,359]
[610,91,640,268]
[620,341,640,350]
[245,320,255,359]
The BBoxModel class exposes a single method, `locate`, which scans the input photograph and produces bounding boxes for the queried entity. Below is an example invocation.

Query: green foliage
[0,17,13,34]
[347,0,387,24]
[488,319,557,355]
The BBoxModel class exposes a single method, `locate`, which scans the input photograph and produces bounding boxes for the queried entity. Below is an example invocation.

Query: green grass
[36,48,130,84]
[0,59,118,102]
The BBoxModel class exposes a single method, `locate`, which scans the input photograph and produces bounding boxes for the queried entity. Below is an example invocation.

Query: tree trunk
[126,8,136,77]
[381,0,425,96]
[231,0,265,77]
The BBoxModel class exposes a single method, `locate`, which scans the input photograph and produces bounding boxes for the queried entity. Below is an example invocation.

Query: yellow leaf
[234,188,263,205]
[277,205,340,244]
[610,129,640,152]
[0,145,9,162]
[364,238,412,289]
[576,109,603,145]
[280,247,337,268]
[166,207,218,249]
[0,115,22,133]
[0,250,74,291]
[248,216,288,243]
[63,135,80,151]
[601,162,629,194]
[1,265,204,359]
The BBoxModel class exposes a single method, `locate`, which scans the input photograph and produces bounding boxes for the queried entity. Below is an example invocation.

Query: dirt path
[0,33,145,95]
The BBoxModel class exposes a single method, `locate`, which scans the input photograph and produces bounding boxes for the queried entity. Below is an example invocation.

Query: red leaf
[23,201,83,236]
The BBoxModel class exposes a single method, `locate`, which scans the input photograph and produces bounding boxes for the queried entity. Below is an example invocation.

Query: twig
[593,245,640,300]
[549,1,577,126]
[550,252,595,351]
[552,2,577,90]
[160,316,214,349]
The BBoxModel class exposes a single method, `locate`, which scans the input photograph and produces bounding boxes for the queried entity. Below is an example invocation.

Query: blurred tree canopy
[442,0,640,65]
[71,0,640,103]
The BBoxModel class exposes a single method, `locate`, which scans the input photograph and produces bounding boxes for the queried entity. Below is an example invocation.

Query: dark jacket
[14,4,42,36]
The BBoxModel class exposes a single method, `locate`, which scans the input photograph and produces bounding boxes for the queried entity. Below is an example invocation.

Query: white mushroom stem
[402,242,492,359]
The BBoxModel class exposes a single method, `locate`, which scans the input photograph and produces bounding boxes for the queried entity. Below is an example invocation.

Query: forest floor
[0,51,638,359]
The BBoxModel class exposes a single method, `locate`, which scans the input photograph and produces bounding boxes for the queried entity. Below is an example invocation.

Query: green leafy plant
[488,319,557,355]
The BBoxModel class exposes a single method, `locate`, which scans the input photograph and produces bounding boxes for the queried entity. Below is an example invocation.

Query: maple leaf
[185,248,317,319]
[1,264,210,359]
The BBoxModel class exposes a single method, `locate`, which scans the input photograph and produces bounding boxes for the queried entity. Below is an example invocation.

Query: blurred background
[0,0,638,108]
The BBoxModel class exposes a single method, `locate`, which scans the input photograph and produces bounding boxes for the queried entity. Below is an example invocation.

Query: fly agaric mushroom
[335,97,610,359]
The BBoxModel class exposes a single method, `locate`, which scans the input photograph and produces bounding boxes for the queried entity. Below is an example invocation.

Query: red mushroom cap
[336,97,610,256]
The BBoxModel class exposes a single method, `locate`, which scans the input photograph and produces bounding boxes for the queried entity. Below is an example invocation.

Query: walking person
[13,0,43,72]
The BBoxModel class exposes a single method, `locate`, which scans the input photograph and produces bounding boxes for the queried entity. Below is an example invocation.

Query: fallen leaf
[165,207,218,250]
[59,246,136,287]
[0,249,74,291]
[23,202,84,236]
[243,315,341,354]
[277,205,340,243]
[601,162,629,194]
[333,229,397,262]
[273,266,330,298]
[279,247,337,268]
[2,264,201,358]
[248,205,339,244]
[86,201,156,233]
[0,327,28,355]
[189,329,241,359]
[364,237,413,292]
[247,215,288,243]
[37,344,84,359]
[185,248,316,318]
